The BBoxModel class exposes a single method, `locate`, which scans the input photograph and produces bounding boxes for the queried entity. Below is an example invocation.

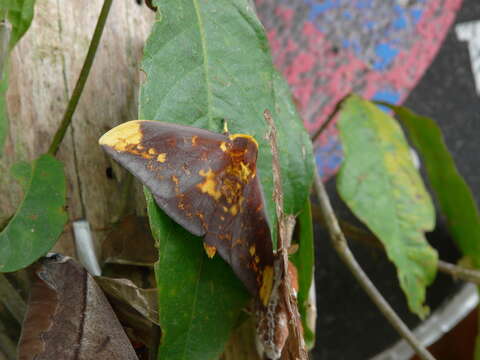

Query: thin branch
[48,0,113,155]
[437,260,480,284]
[264,109,307,360]
[312,203,480,286]
[310,96,346,142]
[313,170,435,360]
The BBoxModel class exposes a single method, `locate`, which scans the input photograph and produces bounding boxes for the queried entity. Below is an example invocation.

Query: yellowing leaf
[337,95,437,318]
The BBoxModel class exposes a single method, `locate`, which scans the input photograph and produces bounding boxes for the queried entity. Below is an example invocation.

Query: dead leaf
[17,254,138,360]
[95,276,158,325]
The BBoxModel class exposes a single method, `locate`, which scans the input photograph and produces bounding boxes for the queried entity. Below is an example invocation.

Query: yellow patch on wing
[249,245,256,256]
[197,168,222,200]
[203,243,217,258]
[191,136,198,145]
[99,120,143,152]
[157,153,167,163]
[259,266,274,306]
[239,162,253,181]
[229,204,239,216]
[228,133,258,148]
[220,142,228,152]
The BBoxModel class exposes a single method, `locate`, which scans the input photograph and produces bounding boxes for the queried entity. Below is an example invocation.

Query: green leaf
[146,191,249,360]
[139,0,314,357]
[386,104,480,267]
[337,95,437,318]
[139,0,313,237]
[0,0,36,50]
[0,154,67,272]
[290,199,315,349]
[0,0,36,153]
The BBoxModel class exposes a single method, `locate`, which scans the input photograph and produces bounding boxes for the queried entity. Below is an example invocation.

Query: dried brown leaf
[17,254,138,360]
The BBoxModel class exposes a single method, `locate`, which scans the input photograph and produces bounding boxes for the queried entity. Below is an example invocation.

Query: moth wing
[99,120,229,236]
[203,174,274,305]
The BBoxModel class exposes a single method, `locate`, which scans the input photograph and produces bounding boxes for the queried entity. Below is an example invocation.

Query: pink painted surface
[256,0,463,177]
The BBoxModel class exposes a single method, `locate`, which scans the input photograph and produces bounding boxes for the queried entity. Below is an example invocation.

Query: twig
[313,170,435,360]
[48,0,113,155]
[311,203,480,286]
[310,96,346,142]
[264,109,307,360]
[437,260,480,284]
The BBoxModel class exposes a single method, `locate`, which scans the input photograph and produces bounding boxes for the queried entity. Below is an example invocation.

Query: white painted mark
[455,20,480,96]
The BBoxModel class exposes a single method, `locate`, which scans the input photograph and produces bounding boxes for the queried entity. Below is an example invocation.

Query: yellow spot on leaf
[197,169,222,200]
[260,266,274,306]
[203,243,217,258]
[157,153,167,163]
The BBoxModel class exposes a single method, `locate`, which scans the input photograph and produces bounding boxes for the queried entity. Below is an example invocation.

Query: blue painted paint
[355,0,374,9]
[372,89,401,104]
[305,0,341,20]
[372,43,399,70]
[393,13,407,30]
[372,89,401,112]
[410,9,423,23]
[363,21,375,30]
[343,10,352,19]
[315,137,343,177]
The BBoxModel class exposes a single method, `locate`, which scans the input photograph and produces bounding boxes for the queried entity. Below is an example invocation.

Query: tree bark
[0,0,155,256]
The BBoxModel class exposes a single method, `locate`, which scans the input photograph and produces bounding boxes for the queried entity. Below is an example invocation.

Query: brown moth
[99,120,275,306]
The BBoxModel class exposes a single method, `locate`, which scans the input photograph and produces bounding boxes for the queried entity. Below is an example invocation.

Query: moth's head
[228,134,258,164]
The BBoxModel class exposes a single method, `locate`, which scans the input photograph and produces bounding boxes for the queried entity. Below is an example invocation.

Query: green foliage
[388,104,480,267]
[0,0,36,50]
[146,191,249,360]
[337,95,437,318]
[139,0,314,357]
[0,154,67,272]
[0,0,36,153]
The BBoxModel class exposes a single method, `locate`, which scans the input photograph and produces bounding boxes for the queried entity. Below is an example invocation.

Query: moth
[99,120,275,306]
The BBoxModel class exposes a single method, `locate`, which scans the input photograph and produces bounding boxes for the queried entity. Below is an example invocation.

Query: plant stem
[48,0,113,155]
[437,260,480,284]
[0,273,26,324]
[312,203,480,286]
[310,96,346,142]
[313,170,436,360]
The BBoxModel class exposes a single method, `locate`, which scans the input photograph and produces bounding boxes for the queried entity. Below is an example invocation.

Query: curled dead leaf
[17,254,138,360]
